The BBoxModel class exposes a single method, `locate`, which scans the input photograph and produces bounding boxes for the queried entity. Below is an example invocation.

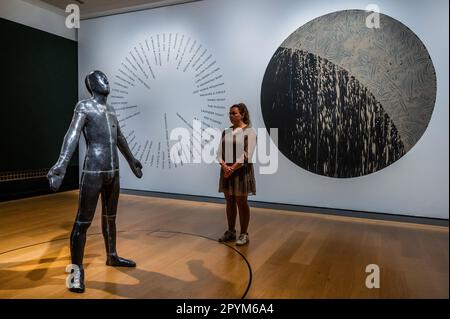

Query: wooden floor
[0,190,448,299]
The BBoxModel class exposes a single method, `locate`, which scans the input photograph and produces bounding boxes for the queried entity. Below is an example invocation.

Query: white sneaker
[236,233,249,246]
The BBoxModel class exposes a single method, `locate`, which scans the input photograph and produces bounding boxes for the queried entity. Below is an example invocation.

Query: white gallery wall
[78,0,449,219]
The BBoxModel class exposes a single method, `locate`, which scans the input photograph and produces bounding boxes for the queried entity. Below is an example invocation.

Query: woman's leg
[224,191,237,231]
[236,195,250,234]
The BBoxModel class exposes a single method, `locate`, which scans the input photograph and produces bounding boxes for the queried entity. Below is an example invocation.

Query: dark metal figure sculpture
[47,70,143,293]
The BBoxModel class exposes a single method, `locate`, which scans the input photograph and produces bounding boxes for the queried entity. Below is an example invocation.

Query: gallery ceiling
[37,0,201,19]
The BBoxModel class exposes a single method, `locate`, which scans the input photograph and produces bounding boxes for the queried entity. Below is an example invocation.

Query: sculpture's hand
[47,165,66,191]
[131,158,143,178]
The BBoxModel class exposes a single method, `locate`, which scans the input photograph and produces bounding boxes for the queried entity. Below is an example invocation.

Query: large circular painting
[261,10,436,178]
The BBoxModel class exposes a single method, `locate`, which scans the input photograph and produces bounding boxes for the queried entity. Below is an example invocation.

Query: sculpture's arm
[117,124,143,178]
[47,106,86,190]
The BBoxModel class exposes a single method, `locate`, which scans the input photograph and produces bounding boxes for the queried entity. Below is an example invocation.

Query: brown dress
[218,126,256,196]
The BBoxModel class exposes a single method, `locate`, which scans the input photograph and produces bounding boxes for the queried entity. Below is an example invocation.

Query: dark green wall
[0,17,79,201]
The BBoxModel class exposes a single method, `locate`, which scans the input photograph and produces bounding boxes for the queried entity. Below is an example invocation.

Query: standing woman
[217,103,256,246]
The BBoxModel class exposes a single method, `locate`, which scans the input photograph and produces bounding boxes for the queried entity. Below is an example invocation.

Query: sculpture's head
[85,70,110,96]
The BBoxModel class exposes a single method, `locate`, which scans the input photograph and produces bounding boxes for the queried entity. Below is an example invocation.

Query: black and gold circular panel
[261,10,436,178]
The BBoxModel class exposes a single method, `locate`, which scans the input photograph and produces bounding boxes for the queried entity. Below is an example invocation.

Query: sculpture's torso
[77,99,120,172]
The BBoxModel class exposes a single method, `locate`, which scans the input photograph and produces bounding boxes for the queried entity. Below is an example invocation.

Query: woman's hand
[222,163,234,179]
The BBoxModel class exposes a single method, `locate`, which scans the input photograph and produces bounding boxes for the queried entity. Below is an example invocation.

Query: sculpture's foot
[106,255,136,267]
[68,266,85,293]
[69,285,85,293]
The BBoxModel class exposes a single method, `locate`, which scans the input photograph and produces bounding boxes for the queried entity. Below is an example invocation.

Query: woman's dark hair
[230,103,251,126]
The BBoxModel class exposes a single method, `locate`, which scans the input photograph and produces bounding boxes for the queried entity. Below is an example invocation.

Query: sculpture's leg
[102,172,136,267]
[69,173,103,293]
